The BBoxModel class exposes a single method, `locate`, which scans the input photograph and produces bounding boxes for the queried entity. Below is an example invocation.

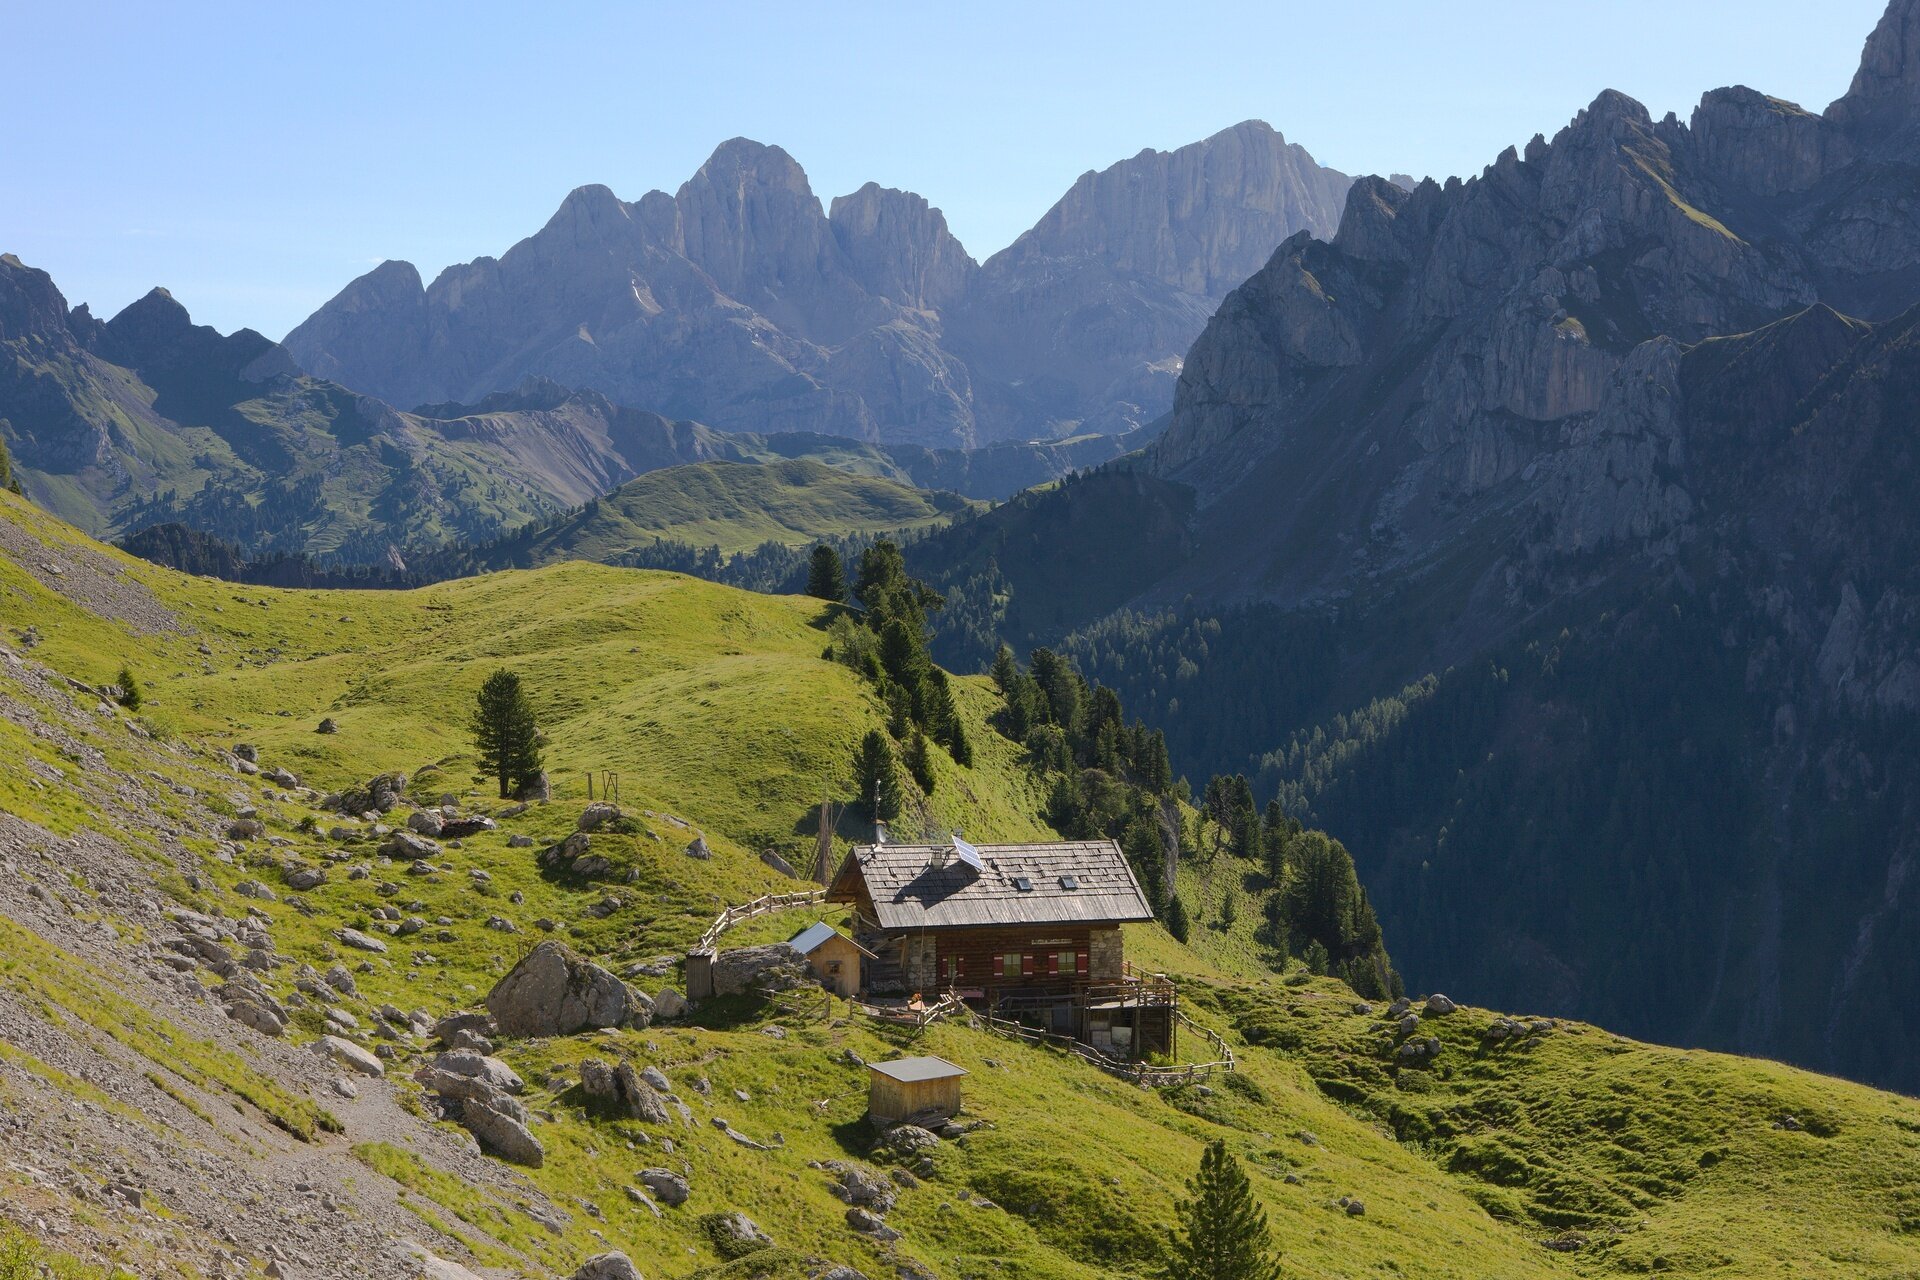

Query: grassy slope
[4,486,1920,1279]
[510,458,977,559]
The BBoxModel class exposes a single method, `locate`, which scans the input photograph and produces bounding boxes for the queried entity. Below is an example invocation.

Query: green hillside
[465,458,978,562]
[3,487,1919,1280]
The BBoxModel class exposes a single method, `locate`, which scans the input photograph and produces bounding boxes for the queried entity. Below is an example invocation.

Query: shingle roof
[869,1055,967,1083]
[787,921,876,958]
[829,839,1154,930]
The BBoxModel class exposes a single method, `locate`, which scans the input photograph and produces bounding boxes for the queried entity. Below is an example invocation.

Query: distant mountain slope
[284,122,1350,447]
[474,457,976,561]
[1,255,1155,566]
[901,0,1920,1094]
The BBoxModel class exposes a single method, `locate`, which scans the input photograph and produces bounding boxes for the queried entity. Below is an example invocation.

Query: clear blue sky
[4,1,1888,339]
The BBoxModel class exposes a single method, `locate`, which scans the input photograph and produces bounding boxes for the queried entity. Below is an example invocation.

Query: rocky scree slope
[284,123,1350,448]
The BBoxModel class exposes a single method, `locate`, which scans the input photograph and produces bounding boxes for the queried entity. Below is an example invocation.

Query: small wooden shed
[868,1055,967,1126]
[787,921,875,998]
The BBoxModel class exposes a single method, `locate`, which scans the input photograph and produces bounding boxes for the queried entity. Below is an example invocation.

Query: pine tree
[115,664,142,711]
[904,729,936,794]
[854,729,903,822]
[472,669,543,799]
[806,544,846,602]
[990,643,1019,694]
[1165,894,1192,943]
[1163,1140,1282,1280]
[0,431,18,495]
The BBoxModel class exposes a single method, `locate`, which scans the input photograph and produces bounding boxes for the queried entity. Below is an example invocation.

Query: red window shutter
[1048,953,1060,977]
[1021,954,1034,978]
[1076,951,1089,975]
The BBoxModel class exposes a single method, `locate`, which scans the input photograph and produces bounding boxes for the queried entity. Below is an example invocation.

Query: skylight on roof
[1059,875,1079,890]
[1012,876,1033,891]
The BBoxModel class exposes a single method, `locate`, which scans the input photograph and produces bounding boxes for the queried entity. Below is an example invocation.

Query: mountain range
[0,255,1136,560]
[283,122,1352,448]
[900,0,1920,1092]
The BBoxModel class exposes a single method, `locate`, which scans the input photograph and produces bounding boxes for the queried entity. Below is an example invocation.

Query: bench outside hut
[868,1055,967,1126]
[787,921,874,997]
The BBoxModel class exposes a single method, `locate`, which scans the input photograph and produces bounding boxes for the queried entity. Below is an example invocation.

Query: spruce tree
[115,664,142,711]
[1164,1140,1282,1280]
[806,544,846,602]
[904,729,936,794]
[854,728,903,822]
[472,669,543,799]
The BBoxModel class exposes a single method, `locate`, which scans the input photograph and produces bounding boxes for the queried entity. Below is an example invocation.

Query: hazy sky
[4,1,1889,339]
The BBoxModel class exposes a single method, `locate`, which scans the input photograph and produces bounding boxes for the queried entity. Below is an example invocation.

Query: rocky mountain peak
[104,286,197,355]
[828,182,976,311]
[0,252,77,345]
[986,119,1353,298]
[1830,0,1920,127]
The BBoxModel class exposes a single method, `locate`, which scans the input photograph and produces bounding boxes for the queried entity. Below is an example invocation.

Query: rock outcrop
[485,941,651,1037]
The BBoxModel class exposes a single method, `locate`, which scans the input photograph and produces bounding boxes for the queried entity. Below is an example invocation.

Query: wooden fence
[692,888,828,953]
[966,1001,1236,1087]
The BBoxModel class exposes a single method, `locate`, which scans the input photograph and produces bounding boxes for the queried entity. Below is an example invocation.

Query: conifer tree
[806,544,846,602]
[1164,1140,1282,1280]
[472,669,543,799]
[904,729,936,794]
[855,728,903,822]
[115,664,142,711]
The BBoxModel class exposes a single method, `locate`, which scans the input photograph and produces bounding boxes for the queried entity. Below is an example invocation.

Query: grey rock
[315,1034,384,1077]
[709,944,811,997]
[638,1167,690,1207]
[579,1058,671,1123]
[486,940,651,1037]
[462,1094,544,1167]
[571,1253,641,1280]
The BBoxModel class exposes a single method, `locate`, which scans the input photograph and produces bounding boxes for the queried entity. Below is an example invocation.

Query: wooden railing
[692,888,828,953]
[966,1002,1236,1087]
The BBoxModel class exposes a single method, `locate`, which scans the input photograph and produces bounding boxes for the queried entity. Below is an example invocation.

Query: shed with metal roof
[868,1055,967,1125]
[785,921,874,997]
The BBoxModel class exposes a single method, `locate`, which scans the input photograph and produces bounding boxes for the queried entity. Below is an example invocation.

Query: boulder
[226,818,265,841]
[507,834,534,848]
[233,743,259,763]
[432,1050,524,1094]
[846,1207,900,1241]
[315,1034,384,1077]
[760,849,797,878]
[486,941,651,1037]
[579,1058,672,1123]
[709,944,812,998]
[822,1161,896,1213]
[283,865,327,891]
[336,927,389,954]
[571,1254,642,1280]
[381,830,439,860]
[638,1168,690,1207]
[519,772,551,802]
[874,1124,941,1157]
[685,835,711,860]
[653,988,688,1020]
[1425,993,1458,1015]
[433,1011,495,1044]
[406,809,444,837]
[462,1093,544,1167]
[702,1211,771,1259]
[264,766,299,788]
[440,814,497,838]
[316,718,339,734]
[577,803,623,832]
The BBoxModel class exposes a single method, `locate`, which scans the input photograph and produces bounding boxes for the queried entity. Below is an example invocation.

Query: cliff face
[283,123,1351,448]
